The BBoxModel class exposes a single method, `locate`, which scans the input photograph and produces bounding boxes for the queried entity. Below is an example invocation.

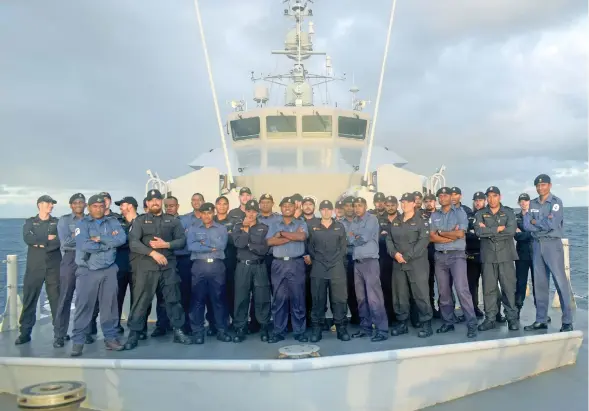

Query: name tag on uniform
[530,209,540,213]
[393,222,399,226]
[257,228,264,232]
[145,220,153,224]
[410,223,416,226]
[483,214,491,218]
[164,219,171,223]
[334,227,340,230]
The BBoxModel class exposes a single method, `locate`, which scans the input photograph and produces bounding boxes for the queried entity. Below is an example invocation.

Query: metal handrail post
[0,254,21,332]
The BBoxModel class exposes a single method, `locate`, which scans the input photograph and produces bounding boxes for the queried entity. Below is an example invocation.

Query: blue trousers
[53,251,77,338]
[434,251,476,325]
[515,259,535,307]
[190,259,227,334]
[271,258,306,336]
[532,239,574,325]
[72,265,119,344]
[354,258,388,333]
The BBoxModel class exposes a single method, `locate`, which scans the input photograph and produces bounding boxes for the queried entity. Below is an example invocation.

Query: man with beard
[387,193,432,338]
[301,197,320,326]
[412,191,424,217]
[378,195,398,324]
[53,193,87,348]
[429,188,477,338]
[265,197,309,343]
[466,191,486,318]
[70,194,126,356]
[16,195,61,345]
[474,186,519,332]
[125,189,193,350]
[349,197,388,342]
[369,192,386,216]
[523,174,573,332]
[340,196,359,324]
[308,200,350,342]
[514,193,535,317]
[291,193,304,219]
[231,200,271,342]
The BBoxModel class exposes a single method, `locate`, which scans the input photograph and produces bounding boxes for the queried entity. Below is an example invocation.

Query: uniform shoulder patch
[74,227,80,236]
[552,204,560,211]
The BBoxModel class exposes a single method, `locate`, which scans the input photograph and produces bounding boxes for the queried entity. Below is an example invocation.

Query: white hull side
[0,331,582,411]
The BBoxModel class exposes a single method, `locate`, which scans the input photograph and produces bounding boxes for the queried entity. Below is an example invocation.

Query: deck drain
[278,344,321,359]
[17,381,86,410]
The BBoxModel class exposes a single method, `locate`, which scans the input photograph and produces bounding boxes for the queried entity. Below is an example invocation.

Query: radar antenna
[251,0,346,107]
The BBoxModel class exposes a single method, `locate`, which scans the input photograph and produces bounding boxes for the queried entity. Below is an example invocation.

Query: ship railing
[0,239,580,332]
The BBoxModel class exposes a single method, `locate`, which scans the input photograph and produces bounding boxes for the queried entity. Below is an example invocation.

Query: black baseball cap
[384,195,398,204]
[353,197,367,205]
[343,196,355,205]
[239,187,252,195]
[115,196,138,208]
[291,193,303,202]
[472,191,485,200]
[413,191,424,198]
[518,193,531,201]
[69,193,85,204]
[436,187,451,197]
[373,192,385,202]
[319,200,333,210]
[424,194,436,201]
[401,192,416,202]
[215,196,229,204]
[245,199,260,212]
[98,192,111,200]
[302,197,315,205]
[88,194,105,206]
[534,174,551,185]
[259,193,274,202]
[280,197,295,206]
[199,202,215,212]
[450,187,462,195]
[37,195,57,205]
[146,189,163,201]
[486,186,501,195]
[335,200,344,209]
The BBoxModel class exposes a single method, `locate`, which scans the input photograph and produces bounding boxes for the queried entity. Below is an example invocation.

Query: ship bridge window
[338,116,367,140]
[266,115,297,139]
[302,115,332,138]
[230,117,260,141]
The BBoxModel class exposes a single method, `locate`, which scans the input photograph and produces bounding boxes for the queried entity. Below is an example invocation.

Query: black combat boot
[390,320,408,337]
[436,323,455,334]
[233,328,246,343]
[84,335,95,344]
[467,323,478,338]
[267,334,285,344]
[495,313,506,323]
[294,333,309,343]
[478,319,496,331]
[216,330,232,343]
[173,328,193,345]
[523,322,547,331]
[418,320,433,338]
[371,331,388,342]
[53,337,65,348]
[508,319,520,331]
[124,331,139,350]
[560,324,573,332]
[151,327,167,338]
[193,333,205,344]
[259,325,269,342]
[310,327,322,343]
[206,326,217,336]
[336,325,350,341]
[15,334,31,345]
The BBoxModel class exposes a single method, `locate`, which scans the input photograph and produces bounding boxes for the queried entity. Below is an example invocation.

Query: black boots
[418,320,433,338]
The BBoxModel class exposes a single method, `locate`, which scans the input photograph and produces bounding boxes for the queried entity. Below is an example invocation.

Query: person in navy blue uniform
[308,200,350,342]
[126,189,193,350]
[450,187,473,216]
[349,197,388,342]
[523,174,573,332]
[266,197,309,343]
[15,195,61,345]
[301,197,320,326]
[514,193,535,316]
[429,188,477,338]
[474,186,519,332]
[231,199,271,342]
[378,195,399,325]
[340,196,360,324]
[258,193,281,281]
[335,200,345,220]
[187,202,231,344]
[422,193,440,318]
[53,193,88,348]
[466,191,486,318]
[70,194,126,356]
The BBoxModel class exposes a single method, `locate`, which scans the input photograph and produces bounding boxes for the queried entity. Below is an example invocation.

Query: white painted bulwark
[0,331,582,411]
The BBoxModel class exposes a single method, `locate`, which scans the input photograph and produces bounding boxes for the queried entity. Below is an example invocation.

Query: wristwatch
[437,230,442,236]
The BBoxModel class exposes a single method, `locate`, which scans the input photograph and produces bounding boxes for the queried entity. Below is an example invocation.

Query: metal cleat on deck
[277,344,321,359]
[16,381,86,410]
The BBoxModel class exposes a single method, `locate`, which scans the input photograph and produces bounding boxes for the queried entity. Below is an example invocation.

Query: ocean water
[0,208,587,313]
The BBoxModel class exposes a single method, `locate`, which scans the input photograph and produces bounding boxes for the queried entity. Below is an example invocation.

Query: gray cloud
[0,0,586,217]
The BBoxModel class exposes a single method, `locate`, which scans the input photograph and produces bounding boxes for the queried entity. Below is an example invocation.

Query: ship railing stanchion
[552,238,576,310]
[0,254,22,332]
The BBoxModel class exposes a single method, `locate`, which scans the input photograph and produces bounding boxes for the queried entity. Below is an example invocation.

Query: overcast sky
[0,0,586,217]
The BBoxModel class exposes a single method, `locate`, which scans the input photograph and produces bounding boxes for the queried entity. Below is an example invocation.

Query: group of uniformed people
[14,173,574,356]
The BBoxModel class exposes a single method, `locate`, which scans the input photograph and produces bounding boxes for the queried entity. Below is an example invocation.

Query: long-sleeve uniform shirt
[385,214,430,270]
[348,213,380,260]
[74,216,127,270]
[232,221,269,261]
[187,221,228,260]
[175,212,202,257]
[308,219,347,279]
[338,217,355,256]
[473,205,518,263]
[57,213,84,254]
[129,213,186,271]
[523,194,564,240]
[265,218,309,258]
[429,207,469,251]
[515,211,534,260]
[23,215,62,273]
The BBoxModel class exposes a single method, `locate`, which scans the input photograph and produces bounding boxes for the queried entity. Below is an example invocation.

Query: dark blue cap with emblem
[353,197,367,205]
[534,174,551,185]
[413,191,423,198]
[385,195,398,204]
[69,193,85,204]
[401,192,416,202]
[373,192,385,202]
[436,187,451,197]
[485,186,501,195]
[245,199,259,211]
[280,196,295,206]
[37,195,57,205]
[259,193,274,202]
[199,202,215,212]
[98,192,111,200]
[115,196,138,208]
[518,193,531,201]
[319,200,333,210]
[239,187,252,195]
[472,191,485,200]
[146,189,163,200]
[302,197,315,205]
[335,200,343,208]
[424,193,435,201]
[450,187,462,195]
[88,194,105,206]
[343,196,354,205]
[291,193,303,202]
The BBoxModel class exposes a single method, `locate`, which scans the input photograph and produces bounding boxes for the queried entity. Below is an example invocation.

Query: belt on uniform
[197,258,219,263]
[238,259,263,265]
[436,250,464,254]
[274,256,302,261]
[354,258,376,263]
